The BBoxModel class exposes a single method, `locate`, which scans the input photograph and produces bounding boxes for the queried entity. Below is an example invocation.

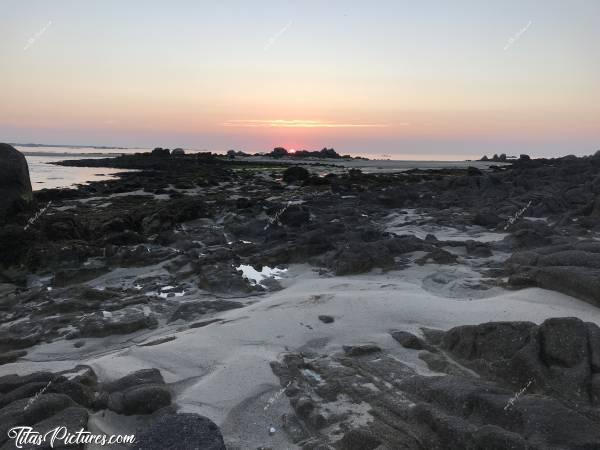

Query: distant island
[227,146,369,160]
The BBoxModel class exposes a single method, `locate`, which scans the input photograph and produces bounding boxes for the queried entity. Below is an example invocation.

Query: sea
[17,145,147,190]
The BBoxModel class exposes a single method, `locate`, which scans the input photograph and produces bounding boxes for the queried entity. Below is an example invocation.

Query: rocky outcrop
[0,143,33,220]
[269,318,600,449]
[0,366,224,449]
[506,242,600,307]
[440,317,600,407]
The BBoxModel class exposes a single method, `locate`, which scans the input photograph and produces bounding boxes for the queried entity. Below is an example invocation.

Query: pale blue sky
[1,0,599,158]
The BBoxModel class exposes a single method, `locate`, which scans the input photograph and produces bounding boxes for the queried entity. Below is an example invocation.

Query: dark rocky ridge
[270,317,600,449]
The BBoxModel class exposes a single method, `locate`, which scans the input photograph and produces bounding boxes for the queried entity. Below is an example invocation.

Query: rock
[108,384,171,415]
[343,344,381,357]
[510,221,553,249]
[102,368,165,393]
[172,148,185,156]
[23,393,75,426]
[270,347,600,450]
[32,405,89,439]
[76,308,158,338]
[0,349,26,365]
[400,374,600,449]
[235,197,253,209]
[472,210,502,227]
[130,413,225,450]
[0,381,49,408]
[338,428,381,450]
[390,331,426,350]
[48,378,96,408]
[282,166,310,183]
[151,147,170,157]
[326,241,395,275]
[168,299,243,323]
[318,315,334,324]
[533,266,600,307]
[0,143,33,219]
[440,318,600,405]
[279,204,310,227]
[441,321,536,362]
[416,248,457,265]
[0,225,33,268]
[0,371,56,394]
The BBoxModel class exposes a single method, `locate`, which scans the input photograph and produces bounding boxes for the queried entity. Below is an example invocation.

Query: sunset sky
[1,0,599,159]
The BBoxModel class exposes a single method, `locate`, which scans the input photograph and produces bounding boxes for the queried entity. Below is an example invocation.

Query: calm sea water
[17,146,146,190]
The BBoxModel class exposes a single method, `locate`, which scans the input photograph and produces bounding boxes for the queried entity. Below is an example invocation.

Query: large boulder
[0,143,33,218]
[440,317,600,406]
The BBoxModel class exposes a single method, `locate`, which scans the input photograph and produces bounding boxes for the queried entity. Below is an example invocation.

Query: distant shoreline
[11,142,134,150]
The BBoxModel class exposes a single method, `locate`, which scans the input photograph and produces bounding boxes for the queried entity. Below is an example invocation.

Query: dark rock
[0,224,36,269]
[441,318,600,405]
[0,381,49,408]
[169,299,243,323]
[0,372,57,394]
[472,210,502,227]
[279,204,310,227]
[130,413,225,450]
[401,374,600,449]
[33,406,89,443]
[342,344,381,357]
[151,147,170,157]
[318,315,334,324]
[533,266,600,307]
[466,166,482,176]
[23,393,75,426]
[325,241,395,275]
[0,143,33,219]
[282,166,310,183]
[338,428,381,450]
[102,368,164,393]
[108,384,171,415]
[0,350,26,365]
[391,331,426,350]
[75,308,158,338]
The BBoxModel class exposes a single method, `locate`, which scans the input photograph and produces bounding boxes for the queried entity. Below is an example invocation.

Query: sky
[1,0,599,159]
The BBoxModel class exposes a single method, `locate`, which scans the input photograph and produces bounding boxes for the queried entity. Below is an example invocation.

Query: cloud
[222,119,390,128]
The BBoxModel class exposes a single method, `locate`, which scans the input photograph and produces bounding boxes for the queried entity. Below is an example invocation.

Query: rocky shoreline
[2,144,600,449]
